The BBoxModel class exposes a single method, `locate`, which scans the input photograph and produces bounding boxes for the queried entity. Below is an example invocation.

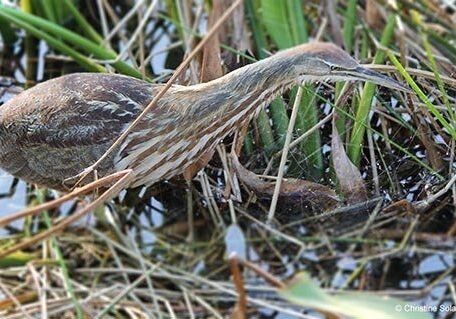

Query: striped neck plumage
[185,53,298,120]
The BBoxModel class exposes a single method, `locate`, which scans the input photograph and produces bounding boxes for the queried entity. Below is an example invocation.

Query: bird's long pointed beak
[352,65,412,93]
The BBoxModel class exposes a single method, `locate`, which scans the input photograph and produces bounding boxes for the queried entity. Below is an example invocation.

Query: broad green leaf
[260,0,307,49]
[260,0,294,49]
[279,273,432,319]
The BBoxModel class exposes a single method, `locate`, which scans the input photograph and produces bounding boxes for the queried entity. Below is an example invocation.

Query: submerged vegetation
[0,0,455,318]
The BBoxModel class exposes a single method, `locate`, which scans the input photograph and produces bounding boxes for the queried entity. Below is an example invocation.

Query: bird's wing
[0,73,186,188]
[1,73,165,148]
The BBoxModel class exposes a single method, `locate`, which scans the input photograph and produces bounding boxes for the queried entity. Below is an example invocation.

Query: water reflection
[0,170,27,232]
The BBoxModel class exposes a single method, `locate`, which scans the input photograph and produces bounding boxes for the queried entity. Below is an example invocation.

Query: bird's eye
[329,65,339,71]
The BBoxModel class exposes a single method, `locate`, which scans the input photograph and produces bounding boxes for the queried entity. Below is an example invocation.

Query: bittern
[0,42,407,191]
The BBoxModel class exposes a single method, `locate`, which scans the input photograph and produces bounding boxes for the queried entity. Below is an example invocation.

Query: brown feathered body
[0,73,261,190]
[0,43,404,190]
[0,53,297,190]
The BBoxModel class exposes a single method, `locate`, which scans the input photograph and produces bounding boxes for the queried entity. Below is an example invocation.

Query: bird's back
[0,73,160,190]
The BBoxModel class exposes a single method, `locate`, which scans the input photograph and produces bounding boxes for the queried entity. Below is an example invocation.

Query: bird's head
[284,42,410,92]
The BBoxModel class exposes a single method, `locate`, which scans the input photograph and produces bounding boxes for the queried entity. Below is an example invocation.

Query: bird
[0,42,408,191]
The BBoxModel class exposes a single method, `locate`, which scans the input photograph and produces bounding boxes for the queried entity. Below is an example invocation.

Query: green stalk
[40,0,57,23]
[62,0,104,43]
[0,14,16,46]
[246,0,275,152]
[256,107,275,156]
[343,0,357,53]
[269,98,289,146]
[294,85,323,181]
[348,15,396,166]
[243,131,254,156]
[387,52,456,139]
[0,7,105,72]
[245,0,268,59]
[417,22,455,125]
[287,0,308,45]
[0,6,143,78]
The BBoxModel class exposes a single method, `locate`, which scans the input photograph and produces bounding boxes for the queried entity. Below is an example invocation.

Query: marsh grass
[0,0,455,318]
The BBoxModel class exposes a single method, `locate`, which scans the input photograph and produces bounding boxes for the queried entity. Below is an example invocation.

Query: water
[0,171,26,233]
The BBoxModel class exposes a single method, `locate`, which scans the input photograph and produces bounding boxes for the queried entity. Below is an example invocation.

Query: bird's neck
[217,53,297,97]
[183,53,298,119]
